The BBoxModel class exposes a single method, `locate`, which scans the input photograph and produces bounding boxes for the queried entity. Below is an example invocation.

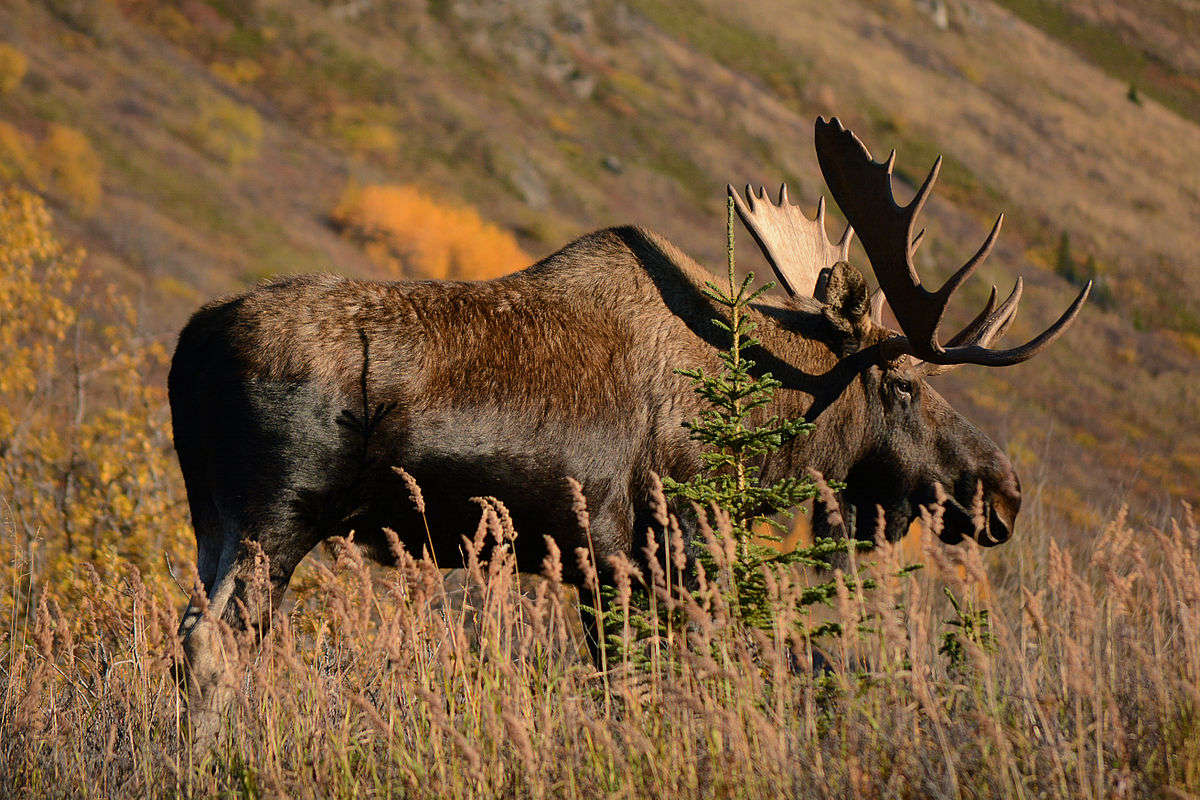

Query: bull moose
[171,118,1089,717]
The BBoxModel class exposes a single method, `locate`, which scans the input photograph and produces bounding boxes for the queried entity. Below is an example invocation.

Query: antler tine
[910,227,926,257]
[975,279,1022,345]
[943,285,999,348]
[922,281,1020,374]
[937,281,1091,367]
[727,183,853,300]
[909,155,942,231]
[935,213,1004,306]
[814,116,1090,368]
[869,288,887,325]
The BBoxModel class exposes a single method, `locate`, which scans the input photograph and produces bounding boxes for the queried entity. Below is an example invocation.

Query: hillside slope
[0,0,1195,533]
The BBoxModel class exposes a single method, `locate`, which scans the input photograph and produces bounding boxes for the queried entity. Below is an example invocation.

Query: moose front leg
[179,530,313,744]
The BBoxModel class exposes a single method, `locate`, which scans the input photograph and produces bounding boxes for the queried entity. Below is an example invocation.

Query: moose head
[732,117,1091,546]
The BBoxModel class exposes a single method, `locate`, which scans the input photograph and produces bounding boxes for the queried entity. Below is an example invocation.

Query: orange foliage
[331,183,530,281]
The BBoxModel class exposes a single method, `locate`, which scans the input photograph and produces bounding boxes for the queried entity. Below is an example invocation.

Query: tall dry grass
[1,488,1197,799]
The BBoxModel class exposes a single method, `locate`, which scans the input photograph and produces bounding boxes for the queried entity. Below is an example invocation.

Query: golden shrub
[0,43,27,95]
[0,187,77,401]
[331,183,530,280]
[1172,330,1200,359]
[192,96,263,167]
[328,109,399,159]
[0,186,188,598]
[0,121,38,185]
[37,124,102,212]
[210,57,264,86]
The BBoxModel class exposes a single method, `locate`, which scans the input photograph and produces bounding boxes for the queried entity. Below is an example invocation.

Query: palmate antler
[814,116,1090,370]
[728,183,853,299]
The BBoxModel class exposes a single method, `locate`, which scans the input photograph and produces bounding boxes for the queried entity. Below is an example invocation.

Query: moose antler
[728,183,853,299]
[814,116,1090,367]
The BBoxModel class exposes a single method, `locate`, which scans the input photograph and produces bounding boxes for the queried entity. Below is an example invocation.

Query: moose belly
[343,401,641,579]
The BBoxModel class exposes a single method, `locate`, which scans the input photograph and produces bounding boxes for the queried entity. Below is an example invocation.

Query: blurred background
[0,0,1196,568]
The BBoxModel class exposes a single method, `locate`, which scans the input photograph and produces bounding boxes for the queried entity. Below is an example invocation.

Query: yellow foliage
[0,121,38,185]
[210,57,264,86]
[192,96,263,167]
[152,6,193,42]
[546,110,576,136]
[0,43,27,94]
[37,124,102,212]
[1171,330,1200,359]
[331,183,530,280]
[333,118,399,158]
[0,187,77,401]
[0,186,188,599]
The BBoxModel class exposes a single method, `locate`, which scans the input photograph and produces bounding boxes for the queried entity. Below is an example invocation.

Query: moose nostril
[984,465,1022,541]
[983,504,1012,545]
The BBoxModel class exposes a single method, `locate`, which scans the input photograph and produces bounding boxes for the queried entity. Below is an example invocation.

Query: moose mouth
[921,490,1012,548]
[842,484,1017,548]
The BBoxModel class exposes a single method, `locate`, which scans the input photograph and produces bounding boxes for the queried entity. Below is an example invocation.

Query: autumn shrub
[210,57,264,86]
[0,185,189,606]
[37,124,102,212]
[331,183,530,280]
[327,106,400,159]
[0,121,38,186]
[191,96,263,168]
[0,43,28,95]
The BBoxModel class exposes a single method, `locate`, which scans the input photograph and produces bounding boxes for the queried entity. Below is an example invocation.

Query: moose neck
[741,298,874,487]
[599,225,874,487]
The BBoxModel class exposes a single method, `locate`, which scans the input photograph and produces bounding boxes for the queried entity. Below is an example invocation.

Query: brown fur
[169,224,1020,733]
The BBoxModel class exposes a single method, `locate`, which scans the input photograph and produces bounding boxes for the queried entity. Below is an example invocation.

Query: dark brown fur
[170,225,1019,725]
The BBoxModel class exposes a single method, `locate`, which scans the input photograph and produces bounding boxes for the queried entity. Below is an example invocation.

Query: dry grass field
[1,0,1198,796]
[3,481,1198,798]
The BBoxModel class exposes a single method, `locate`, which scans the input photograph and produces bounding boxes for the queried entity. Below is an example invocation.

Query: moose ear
[818,261,871,349]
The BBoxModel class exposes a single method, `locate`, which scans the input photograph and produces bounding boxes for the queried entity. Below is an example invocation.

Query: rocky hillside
[0,0,1196,533]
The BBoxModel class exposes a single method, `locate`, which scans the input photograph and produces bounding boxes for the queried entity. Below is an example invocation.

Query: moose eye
[889,378,915,405]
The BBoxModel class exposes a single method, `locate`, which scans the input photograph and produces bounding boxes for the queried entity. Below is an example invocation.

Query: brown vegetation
[2,479,1197,798]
